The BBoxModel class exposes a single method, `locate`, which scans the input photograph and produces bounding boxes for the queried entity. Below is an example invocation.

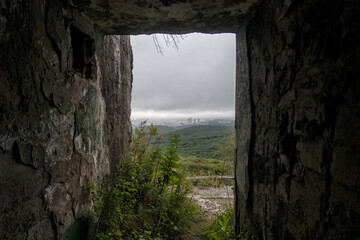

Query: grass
[179,156,233,176]
[184,206,252,240]
[189,178,233,189]
[203,206,236,240]
[179,214,211,240]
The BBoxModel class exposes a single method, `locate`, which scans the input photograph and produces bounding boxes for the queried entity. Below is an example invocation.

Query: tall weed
[203,206,251,240]
[90,123,199,239]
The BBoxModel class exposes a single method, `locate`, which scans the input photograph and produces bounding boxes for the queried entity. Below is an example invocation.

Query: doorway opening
[130,33,236,237]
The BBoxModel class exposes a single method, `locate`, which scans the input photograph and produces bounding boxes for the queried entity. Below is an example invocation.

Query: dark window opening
[71,27,95,78]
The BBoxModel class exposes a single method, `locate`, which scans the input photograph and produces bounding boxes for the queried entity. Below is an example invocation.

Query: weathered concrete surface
[235,0,360,239]
[0,0,132,238]
[71,0,259,34]
[235,19,251,204]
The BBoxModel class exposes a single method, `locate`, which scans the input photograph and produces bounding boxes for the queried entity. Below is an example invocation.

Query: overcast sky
[130,33,235,120]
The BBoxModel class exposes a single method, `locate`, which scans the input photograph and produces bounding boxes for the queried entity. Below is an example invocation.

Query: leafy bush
[203,206,251,240]
[90,123,199,239]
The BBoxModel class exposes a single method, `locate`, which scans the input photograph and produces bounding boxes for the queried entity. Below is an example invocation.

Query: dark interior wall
[236,0,360,239]
[0,1,132,238]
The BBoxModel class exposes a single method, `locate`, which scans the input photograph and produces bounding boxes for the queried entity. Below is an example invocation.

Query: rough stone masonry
[0,1,132,238]
[0,0,359,239]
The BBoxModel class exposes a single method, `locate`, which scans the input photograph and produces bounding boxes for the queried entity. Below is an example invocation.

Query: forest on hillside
[154,125,234,159]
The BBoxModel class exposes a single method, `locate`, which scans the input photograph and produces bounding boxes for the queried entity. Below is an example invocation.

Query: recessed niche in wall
[70,26,94,78]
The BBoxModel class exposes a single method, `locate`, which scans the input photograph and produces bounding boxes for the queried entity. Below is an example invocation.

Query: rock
[235,0,360,239]
[0,1,132,238]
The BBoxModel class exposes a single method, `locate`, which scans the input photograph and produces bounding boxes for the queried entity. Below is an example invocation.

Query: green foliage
[91,123,199,240]
[203,207,251,240]
[215,134,235,177]
[158,125,234,159]
[179,156,233,176]
[189,178,233,189]
[153,125,176,135]
[216,134,235,166]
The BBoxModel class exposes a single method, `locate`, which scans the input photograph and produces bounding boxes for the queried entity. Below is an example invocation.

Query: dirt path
[188,184,234,217]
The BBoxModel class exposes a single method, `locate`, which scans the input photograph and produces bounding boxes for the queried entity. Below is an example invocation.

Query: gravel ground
[188,185,234,217]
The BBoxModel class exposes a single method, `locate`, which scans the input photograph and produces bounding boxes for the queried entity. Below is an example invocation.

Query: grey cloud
[131,33,235,119]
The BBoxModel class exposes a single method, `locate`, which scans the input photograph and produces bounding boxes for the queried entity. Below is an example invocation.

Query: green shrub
[203,206,251,240]
[90,123,199,240]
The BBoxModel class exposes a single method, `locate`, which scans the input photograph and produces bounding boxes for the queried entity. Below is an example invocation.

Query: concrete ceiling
[72,0,260,34]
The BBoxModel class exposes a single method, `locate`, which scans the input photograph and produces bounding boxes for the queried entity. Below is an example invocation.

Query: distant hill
[155,125,176,135]
[156,125,234,159]
[205,119,235,127]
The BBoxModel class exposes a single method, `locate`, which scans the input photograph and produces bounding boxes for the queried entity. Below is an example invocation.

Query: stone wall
[100,35,133,176]
[235,0,360,239]
[0,1,132,238]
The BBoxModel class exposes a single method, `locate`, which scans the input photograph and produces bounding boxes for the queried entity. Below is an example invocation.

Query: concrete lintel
[71,0,259,34]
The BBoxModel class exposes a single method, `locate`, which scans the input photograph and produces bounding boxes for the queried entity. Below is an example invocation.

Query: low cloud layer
[131,33,235,119]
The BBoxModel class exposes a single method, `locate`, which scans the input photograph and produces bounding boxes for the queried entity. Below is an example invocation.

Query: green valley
[154,125,234,159]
